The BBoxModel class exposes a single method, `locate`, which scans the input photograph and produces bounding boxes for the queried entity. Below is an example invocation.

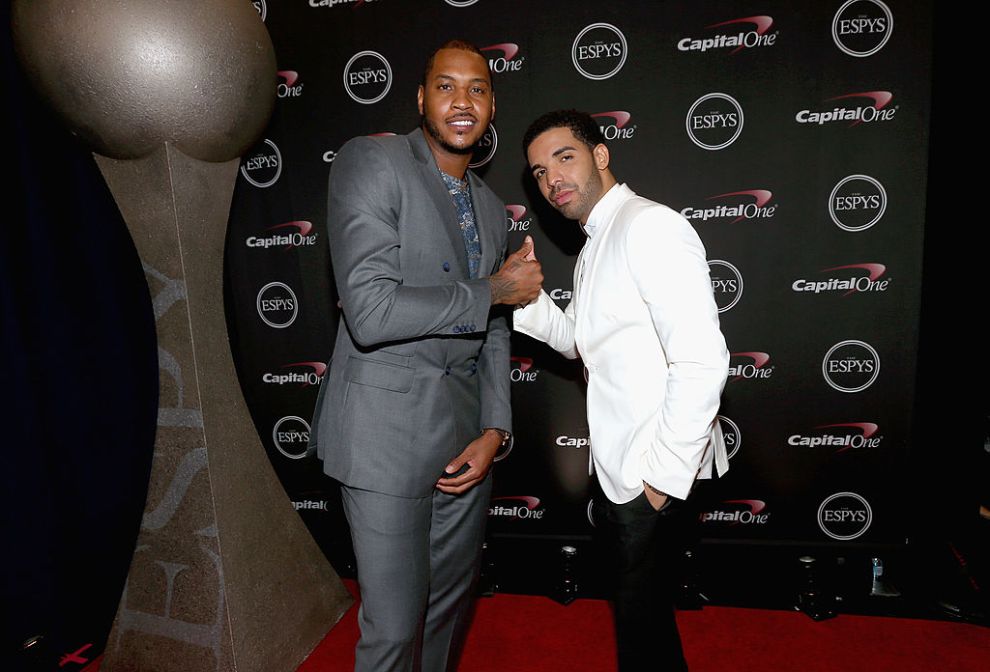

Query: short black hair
[523,109,604,156]
[422,40,492,89]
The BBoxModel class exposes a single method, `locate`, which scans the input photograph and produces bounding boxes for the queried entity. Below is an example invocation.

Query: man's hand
[436,430,502,494]
[489,235,543,306]
[644,482,669,511]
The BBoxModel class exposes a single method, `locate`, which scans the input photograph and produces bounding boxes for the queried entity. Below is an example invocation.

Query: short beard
[423,116,475,155]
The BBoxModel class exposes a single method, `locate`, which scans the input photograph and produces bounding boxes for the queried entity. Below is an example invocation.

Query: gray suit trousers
[341,475,492,672]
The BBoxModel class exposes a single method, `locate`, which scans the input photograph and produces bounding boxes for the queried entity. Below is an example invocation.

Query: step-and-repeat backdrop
[225,0,931,563]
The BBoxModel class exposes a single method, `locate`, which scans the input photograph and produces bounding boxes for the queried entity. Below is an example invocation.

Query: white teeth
[450,120,474,126]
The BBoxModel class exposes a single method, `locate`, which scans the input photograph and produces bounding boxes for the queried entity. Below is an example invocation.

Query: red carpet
[299,583,990,671]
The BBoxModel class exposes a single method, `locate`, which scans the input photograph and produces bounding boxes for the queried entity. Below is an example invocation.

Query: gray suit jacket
[310,128,511,498]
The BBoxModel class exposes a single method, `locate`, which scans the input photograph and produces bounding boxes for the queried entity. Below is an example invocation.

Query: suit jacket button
[443,262,450,272]
[444,366,452,376]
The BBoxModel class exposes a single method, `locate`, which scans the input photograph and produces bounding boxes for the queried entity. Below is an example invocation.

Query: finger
[443,453,468,476]
[436,474,481,495]
[522,235,537,261]
[514,235,534,259]
[438,463,482,488]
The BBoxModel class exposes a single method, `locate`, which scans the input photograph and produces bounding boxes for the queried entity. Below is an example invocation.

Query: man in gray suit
[310,40,543,671]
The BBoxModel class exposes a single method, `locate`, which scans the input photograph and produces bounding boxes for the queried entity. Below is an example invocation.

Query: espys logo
[277,70,303,98]
[718,415,741,460]
[822,340,880,393]
[795,91,896,127]
[681,189,776,223]
[343,50,392,104]
[246,221,319,250]
[323,132,396,163]
[510,356,538,383]
[256,282,298,328]
[700,499,770,525]
[272,416,311,459]
[556,435,590,449]
[686,93,743,150]
[445,0,479,6]
[469,124,498,168]
[572,23,628,80]
[829,175,887,232]
[489,496,545,520]
[240,139,282,188]
[677,15,777,54]
[591,111,636,141]
[729,352,773,382]
[792,263,890,296]
[818,491,872,540]
[292,499,328,511]
[708,260,743,313]
[481,43,524,73]
[253,1,266,21]
[788,422,882,453]
[506,204,532,232]
[833,0,893,57]
[262,361,326,387]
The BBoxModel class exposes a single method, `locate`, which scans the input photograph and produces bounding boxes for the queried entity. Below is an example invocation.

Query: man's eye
[534,169,546,179]
[439,83,452,91]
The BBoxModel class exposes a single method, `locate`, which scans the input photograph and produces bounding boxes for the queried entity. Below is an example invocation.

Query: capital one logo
[481,43,524,73]
[343,50,392,104]
[818,491,872,540]
[324,131,396,163]
[277,70,304,98]
[240,139,282,188]
[506,204,532,232]
[256,281,298,328]
[262,361,326,387]
[686,93,743,150]
[549,288,572,301]
[788,422,882,453]
[822,340,879,393]
[572,23,628,80]
[310,0,375,8]
[833,0,893,57]
[718,415,741,460]
[829,175,887,232]
[246,221,319,250]
[795,91,897,127]
[591,111,636,141]
[272,416,311,459]
[708,260,743,313]
[469,123,498,168]
[729,352,773,382]
[699,499,770,525]
[556,435,590,449]
[677,15,778,54]
[681,189,776,223]
[792,263,890,296]
[489,496,545,520]
[510,356,538,383]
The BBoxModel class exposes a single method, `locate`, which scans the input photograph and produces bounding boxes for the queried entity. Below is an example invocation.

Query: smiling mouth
[447,116,477,130]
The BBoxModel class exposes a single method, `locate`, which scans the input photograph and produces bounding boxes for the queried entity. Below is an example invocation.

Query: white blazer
[515,184,729,503]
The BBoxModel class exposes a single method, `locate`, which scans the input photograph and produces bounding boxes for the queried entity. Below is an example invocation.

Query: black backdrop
[225,0,932,561]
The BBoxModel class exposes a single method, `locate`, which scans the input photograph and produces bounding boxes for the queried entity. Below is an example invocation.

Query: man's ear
[417,85,424,115]
[491,92,496,121]
[593,143,610,171]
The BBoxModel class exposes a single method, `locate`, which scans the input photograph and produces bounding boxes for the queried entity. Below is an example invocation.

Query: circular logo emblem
[832,0,893,57]
[822,340,880,393]
[829,174,887,232]
[272,416,311,459]
[256,281,298,328]
[444,0,479,6]
[493,431,514,463]
[343,50,392,104]
[253,1,267,21]
[686,93,744,150]
[586,498,597,527]
[469,123,498,169]
[240,139,282,188]
[718,415,741,460]
[708,259,743,313]
[572,23,628,80]
[818,491,873,540]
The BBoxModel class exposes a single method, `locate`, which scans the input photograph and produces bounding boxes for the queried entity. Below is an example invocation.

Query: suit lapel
[409,129,470,277]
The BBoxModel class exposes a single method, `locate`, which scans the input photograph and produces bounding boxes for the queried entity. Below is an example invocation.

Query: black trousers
[598,491,689,672]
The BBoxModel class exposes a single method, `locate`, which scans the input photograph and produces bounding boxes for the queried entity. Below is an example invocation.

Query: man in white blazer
[515,110,729,671]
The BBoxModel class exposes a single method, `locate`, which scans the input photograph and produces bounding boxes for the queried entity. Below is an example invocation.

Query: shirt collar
[582,183,633,238]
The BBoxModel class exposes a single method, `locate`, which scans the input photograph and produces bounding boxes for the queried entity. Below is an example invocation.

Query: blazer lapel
[409,129,470,277]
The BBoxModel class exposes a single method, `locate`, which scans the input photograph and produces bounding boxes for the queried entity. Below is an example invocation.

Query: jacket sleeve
[512,290,579,360]
[477,246,512,433]
[326,137,492,347]
[626,208,729,500]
